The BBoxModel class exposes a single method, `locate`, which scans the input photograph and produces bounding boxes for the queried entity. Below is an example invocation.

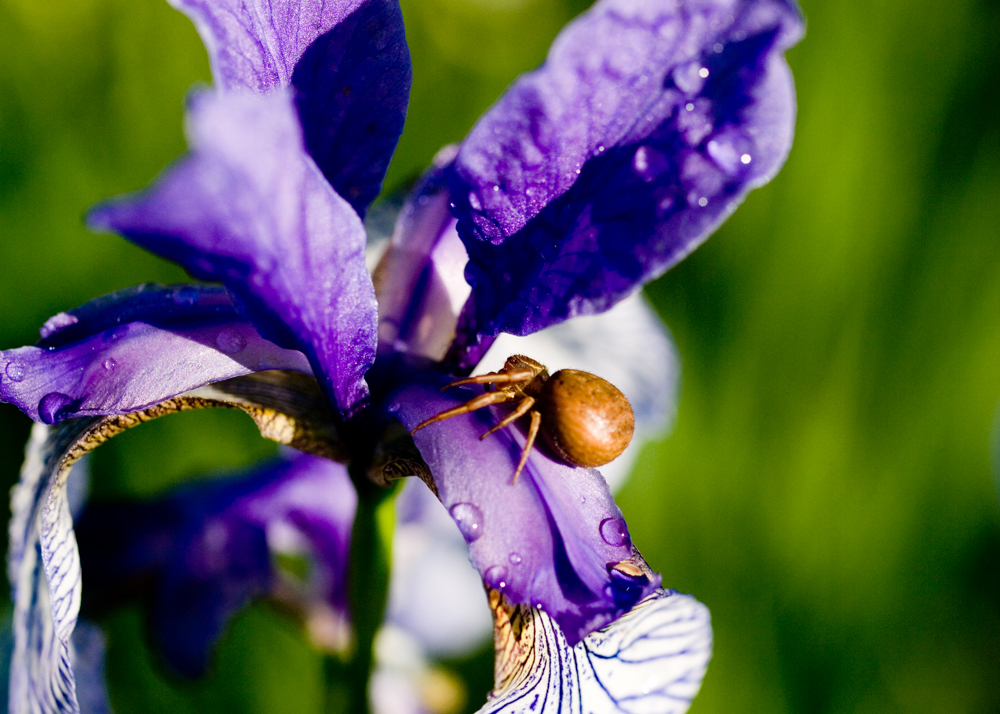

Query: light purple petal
[385,478,491,656]
[450,0,804,338]
[70,621,112,714]
[78,451,355,677]
[8,422,94,714]
[374,147,473,362]
[169,0,365,92]
[292,0,411,218]
[88,90,377,418]
[480,590,711,714]
[1,285,310,425]
[391,383,659,646]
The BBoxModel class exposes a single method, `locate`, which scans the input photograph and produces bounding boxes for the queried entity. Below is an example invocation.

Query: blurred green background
[2,0,999,711]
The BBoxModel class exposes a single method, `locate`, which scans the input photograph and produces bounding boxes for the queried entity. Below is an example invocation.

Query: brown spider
[411,355,635,484]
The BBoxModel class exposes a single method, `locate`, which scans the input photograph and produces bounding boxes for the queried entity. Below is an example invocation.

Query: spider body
[411,355,635,483]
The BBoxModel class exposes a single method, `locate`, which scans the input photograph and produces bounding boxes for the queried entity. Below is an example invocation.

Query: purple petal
[292,0,411,218]
[450,0,804,338]
[77,451,355,677]
[390,383,660,646]
[71,621,113,714]
[373,147,473,362]
[1,284,309,425]
[169,0,365,92]
[88,90,377,418]
[9,422,97,714]
[385,478,492,656]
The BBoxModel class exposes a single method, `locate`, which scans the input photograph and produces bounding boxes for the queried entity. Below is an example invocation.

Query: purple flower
[1,0,803,711]
[76,451,355,678]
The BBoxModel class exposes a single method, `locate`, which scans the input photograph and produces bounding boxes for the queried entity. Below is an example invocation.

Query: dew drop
[698,67,710,78]
[103,325,128,343]
[698,197,708,207]
[508,552,522,565]
[467,191,483,211]
[216,328,247,354]
[599,517,629,547]
[713,42,724,53]
[450,502,484,543]
[492,184,500,192]
[102,358,117,372]
[5,362,25,383]
[38,392,75,425]
[485,565,509,590]
[685,103,695,111]
[172,286,200,306]
[741,153,752,164]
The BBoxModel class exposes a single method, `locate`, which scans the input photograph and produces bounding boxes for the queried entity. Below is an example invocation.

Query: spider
[411,355,635,483]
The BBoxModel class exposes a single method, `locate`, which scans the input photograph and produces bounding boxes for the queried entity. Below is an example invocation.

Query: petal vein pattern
[9,421,101,714]
[169,0,366,92]
[481,590,712,714]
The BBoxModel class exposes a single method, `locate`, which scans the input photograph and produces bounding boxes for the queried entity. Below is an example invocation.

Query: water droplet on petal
[599,517,630,547]
[698,197,709,207]
[38,392,75,425]
[102,358,117,372]
[685,103,695,111]
[508,552,522,565]
[216,328,247,355]
[741,153,752,164]
[713,42,724,53]
[5,362,25,382]
[699,67,710,78]
[450,502,484,543]
[103,325,128,343]
[485,565,509,590]
[492,184,500,192]
[172,286,200,306]
[467,191,482,211]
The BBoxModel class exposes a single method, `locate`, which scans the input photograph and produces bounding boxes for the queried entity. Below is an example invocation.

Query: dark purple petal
[88,90,378,419]
[1,285,309,425]
[373,147,473,362]
[78,451,355,677]
[292,0,411,218]
[450,0,804,338]
[169,0,365,92]
[390,382,660,646]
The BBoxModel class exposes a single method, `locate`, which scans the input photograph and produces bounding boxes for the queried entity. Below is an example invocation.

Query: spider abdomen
[538,369,635,469]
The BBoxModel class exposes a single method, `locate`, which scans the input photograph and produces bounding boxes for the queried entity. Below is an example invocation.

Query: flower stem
[324,476,398,714]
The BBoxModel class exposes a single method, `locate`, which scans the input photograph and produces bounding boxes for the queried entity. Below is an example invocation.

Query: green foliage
[1,0,999,711]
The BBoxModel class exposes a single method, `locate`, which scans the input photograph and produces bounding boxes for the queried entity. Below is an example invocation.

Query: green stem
[324,477,398,714]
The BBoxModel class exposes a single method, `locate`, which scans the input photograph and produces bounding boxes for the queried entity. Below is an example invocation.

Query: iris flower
[0,0,802,711]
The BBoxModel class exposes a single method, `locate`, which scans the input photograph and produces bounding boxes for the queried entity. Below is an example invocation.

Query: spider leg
[440,370,536,391]
[480,397,536,440]
[410,391,516,434]
[511,410,542,485]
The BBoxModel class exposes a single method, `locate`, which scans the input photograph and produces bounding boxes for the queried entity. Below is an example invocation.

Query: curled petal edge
[481,587,712,714]
[7,371,347,713]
